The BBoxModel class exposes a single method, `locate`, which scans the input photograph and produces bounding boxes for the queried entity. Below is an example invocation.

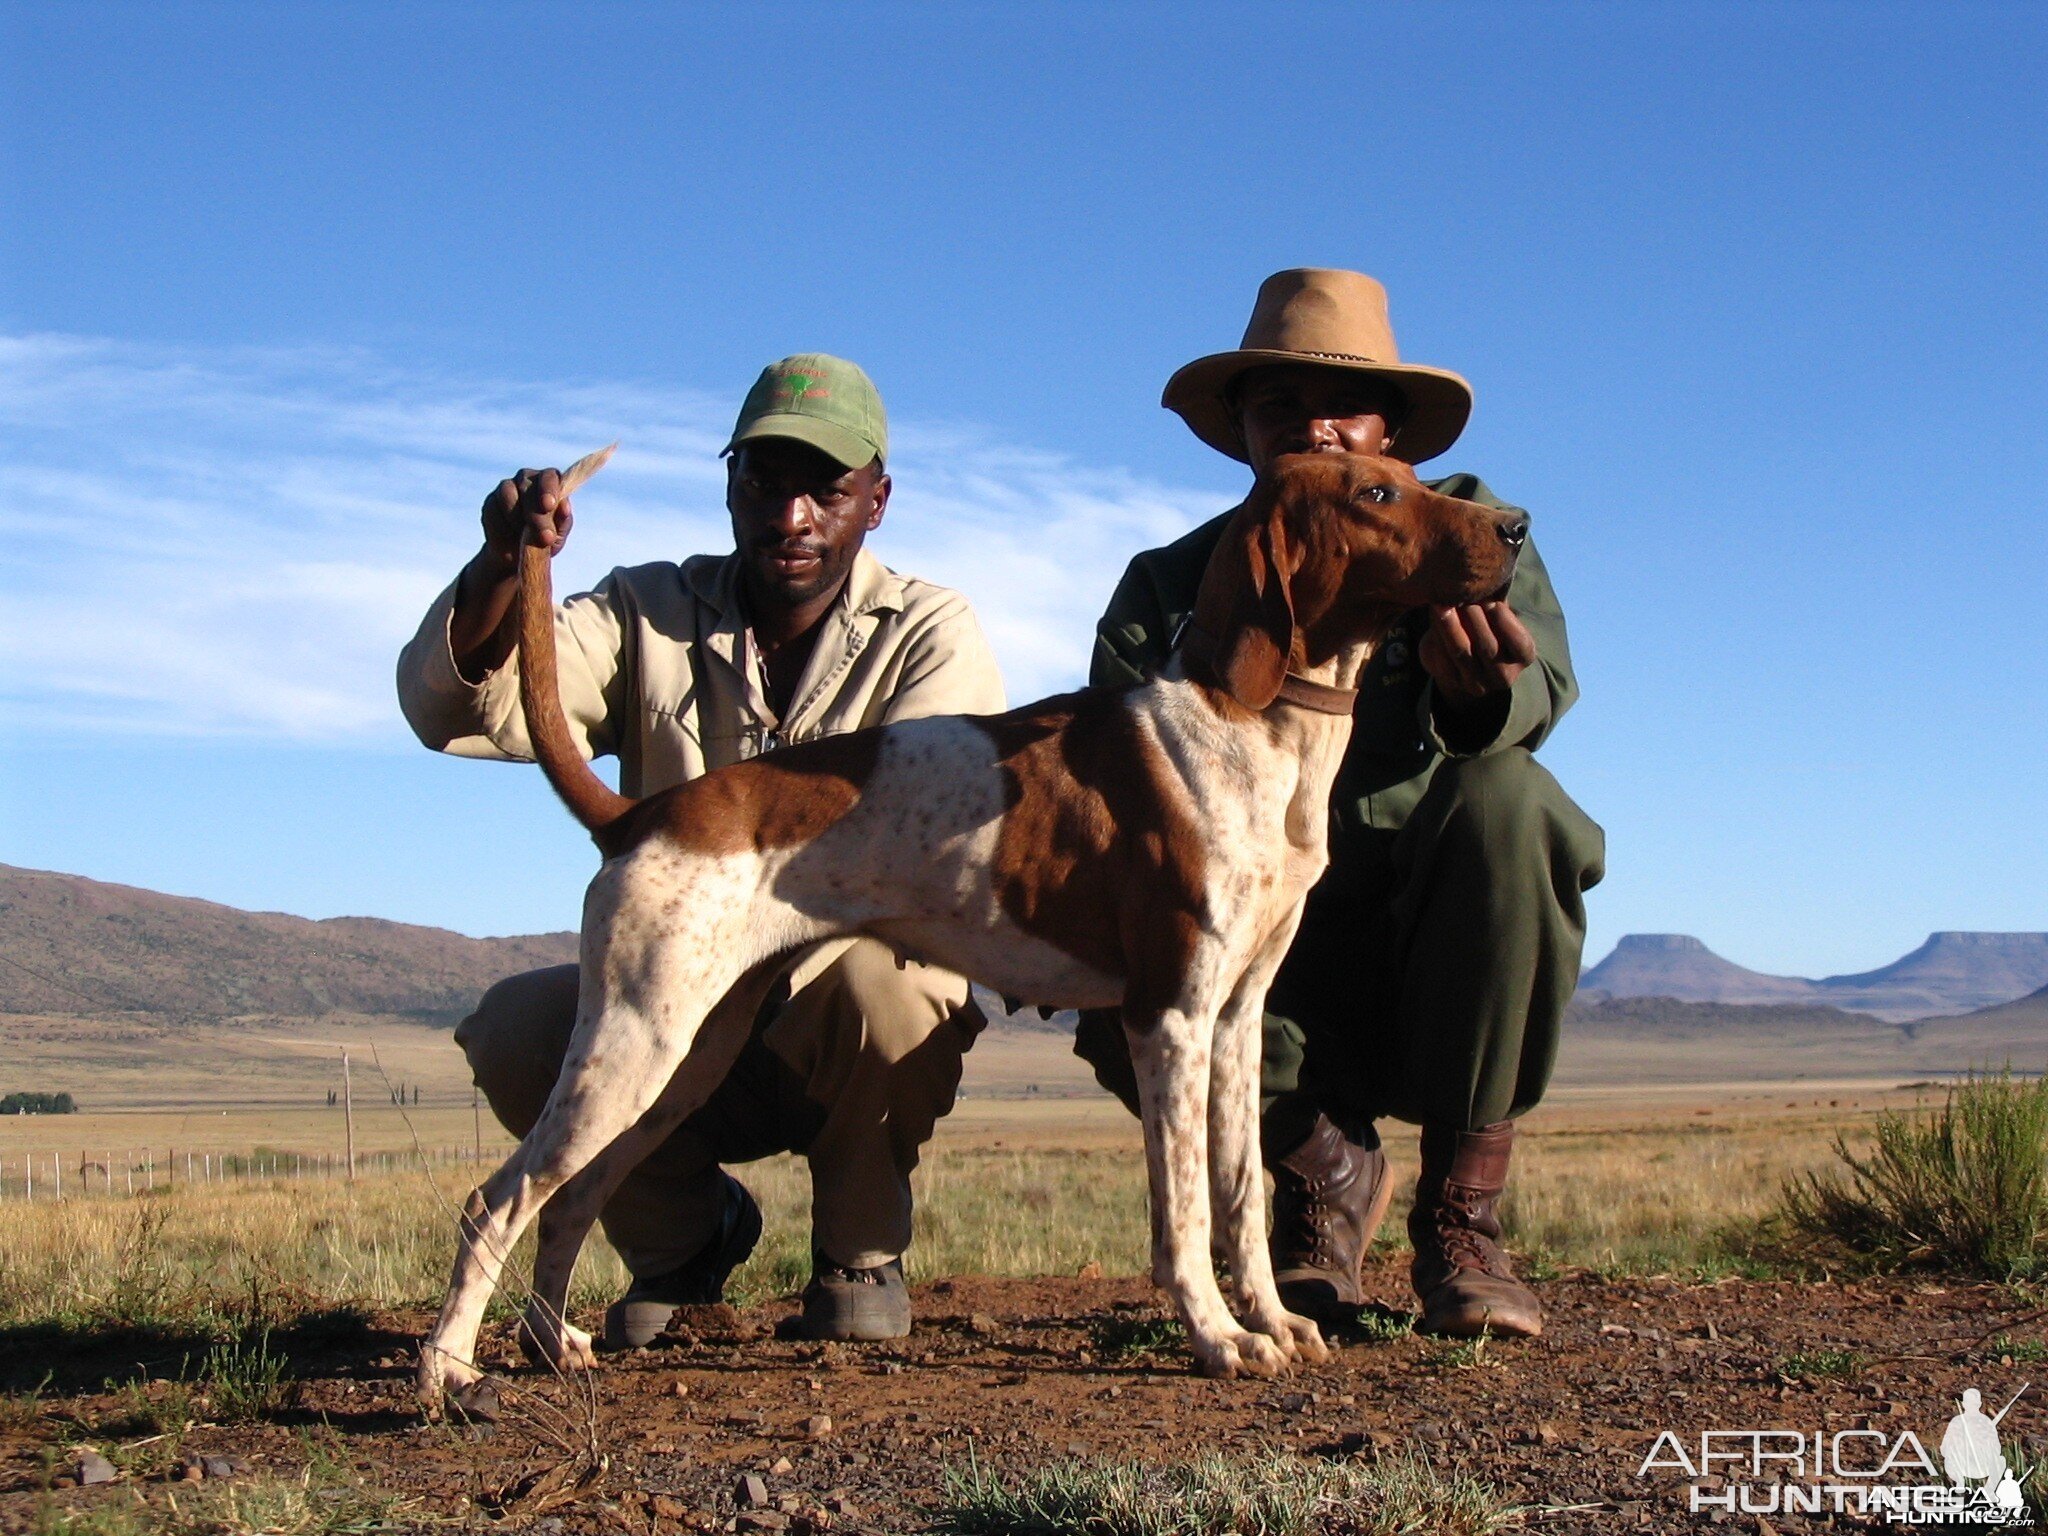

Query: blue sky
[2,2,2043,979]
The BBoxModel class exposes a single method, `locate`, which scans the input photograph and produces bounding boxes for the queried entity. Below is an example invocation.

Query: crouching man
[1079,271,1606,1337]
[397,355,1004,1343]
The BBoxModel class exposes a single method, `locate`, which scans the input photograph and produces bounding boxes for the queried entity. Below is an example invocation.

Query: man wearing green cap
[1076,271,1606,1338]
[398,354,1005,1344]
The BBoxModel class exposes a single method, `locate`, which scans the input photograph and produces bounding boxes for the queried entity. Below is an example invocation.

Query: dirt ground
[5,1261,2045,1536]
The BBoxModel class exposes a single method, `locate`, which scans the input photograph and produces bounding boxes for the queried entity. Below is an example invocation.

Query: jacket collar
[690,547,907,732]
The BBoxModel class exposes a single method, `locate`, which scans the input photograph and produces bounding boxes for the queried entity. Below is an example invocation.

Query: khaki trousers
[454,939,984,1276]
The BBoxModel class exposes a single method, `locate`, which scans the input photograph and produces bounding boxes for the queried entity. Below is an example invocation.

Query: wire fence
[0,1143,518,1203]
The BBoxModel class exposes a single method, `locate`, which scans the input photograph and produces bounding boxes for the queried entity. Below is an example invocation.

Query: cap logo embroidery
[775,372,828,406]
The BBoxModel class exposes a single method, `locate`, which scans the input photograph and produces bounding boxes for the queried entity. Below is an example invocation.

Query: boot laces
[1276,1176,1333,1264]
[1432,1189,1511,1277]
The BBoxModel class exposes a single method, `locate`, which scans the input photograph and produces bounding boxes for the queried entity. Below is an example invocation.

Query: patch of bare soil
[4,1262,2044,1534]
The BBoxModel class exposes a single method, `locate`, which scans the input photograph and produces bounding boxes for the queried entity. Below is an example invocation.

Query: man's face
[727,438,889,613]
[1234,364,1403,475]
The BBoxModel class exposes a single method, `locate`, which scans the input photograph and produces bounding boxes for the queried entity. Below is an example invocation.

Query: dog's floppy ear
[1193,494,1297,711]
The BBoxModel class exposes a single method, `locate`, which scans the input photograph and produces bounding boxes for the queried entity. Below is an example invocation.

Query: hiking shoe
[797,1254,911,1341]
[1269,1114,1393,1323]
[602,1172,762,1350]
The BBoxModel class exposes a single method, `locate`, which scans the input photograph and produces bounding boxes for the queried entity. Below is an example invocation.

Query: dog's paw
[1275,1312,1329,1365]
[416,1342,481,1418]
[518,1310,599,1374]
[557,1322,598,1373]
[1191,1327,1288,1379]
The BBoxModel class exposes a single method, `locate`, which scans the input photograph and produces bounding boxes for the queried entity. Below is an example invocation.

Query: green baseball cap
[723,353,888,470]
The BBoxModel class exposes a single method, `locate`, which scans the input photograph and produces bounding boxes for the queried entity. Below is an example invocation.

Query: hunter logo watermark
[1637,1383,2031,1525]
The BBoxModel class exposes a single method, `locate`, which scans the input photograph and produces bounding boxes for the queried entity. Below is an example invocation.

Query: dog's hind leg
[1208,916,1326,1367]
[517,959,788,1373]
[1128,1004,1288,1380]
[419,948,754,1409]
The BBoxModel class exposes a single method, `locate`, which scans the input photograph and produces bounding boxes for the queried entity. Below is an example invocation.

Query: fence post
[342,1049,356,1182]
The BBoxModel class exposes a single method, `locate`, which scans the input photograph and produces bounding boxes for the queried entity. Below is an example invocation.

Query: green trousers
[1072,749,1606,1144]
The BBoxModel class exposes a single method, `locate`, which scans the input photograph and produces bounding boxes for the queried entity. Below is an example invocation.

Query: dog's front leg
[1127,1008,1287,1379]
[1208,920,1326,1367]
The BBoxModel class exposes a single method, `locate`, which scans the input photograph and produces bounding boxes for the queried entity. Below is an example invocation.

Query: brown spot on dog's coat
[617,733,886,858]
[977,691,1208,1024]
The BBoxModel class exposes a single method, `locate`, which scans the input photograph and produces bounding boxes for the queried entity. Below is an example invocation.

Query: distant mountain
[1909,981,2048,1064]
[1578,935,1818,1007]
[1822,934,2048,1019]
[1557,992,2047,1085]
[1579,932,2048,1023]
[0,864,576,1023]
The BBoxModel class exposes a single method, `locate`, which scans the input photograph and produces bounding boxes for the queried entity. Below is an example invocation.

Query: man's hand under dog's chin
[1420,601,1535,703]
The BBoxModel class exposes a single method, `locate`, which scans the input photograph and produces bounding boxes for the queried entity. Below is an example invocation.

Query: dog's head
[1189,452,1526,711]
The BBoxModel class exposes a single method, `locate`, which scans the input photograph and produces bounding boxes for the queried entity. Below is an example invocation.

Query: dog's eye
[1364,485,1400,505]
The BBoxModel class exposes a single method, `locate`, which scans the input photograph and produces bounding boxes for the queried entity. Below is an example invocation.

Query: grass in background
[0,1111,1855,1354]
[1781,1068,2048,1279]
[0,1142,1153,1349]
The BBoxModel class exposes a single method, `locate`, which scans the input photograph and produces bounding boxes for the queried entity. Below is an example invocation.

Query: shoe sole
[603,1182,765,1350]
[798,1283,912,1341]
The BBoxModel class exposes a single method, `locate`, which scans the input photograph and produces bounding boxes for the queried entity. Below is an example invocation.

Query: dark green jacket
[1089,473,1578,837]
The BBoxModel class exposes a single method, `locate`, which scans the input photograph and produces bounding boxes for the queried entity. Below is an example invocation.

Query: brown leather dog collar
[1176,624,1359,716]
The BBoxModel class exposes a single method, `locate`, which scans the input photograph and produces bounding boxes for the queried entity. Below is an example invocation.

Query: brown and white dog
[416,451,1524,1408]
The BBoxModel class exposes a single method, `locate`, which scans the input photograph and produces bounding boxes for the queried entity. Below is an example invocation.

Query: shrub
[0,1092,75,1115]
[1781,1068,2048,1279]
[198,1330,297,1423]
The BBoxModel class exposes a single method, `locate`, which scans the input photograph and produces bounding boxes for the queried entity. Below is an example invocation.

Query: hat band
[1283,349,1392,365]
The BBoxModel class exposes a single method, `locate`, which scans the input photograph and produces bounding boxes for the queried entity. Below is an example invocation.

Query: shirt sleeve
[878,596,1009,722]
[1417,529,1581,758]
[1090,554,1175,690]
[395,570,630,763]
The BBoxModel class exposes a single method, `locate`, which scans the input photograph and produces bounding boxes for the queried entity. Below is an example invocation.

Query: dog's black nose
[1497,516,1528,551]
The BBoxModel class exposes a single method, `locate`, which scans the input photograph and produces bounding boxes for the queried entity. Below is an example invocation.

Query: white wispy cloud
[0,335,1213,740]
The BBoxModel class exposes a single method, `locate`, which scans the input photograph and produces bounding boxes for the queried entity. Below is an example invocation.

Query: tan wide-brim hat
[1163,268,1474,465]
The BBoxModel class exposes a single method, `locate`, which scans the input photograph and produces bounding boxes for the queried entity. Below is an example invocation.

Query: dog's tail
[518,526,636,846]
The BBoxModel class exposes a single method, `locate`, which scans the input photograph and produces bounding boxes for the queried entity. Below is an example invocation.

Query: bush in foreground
[1782,1067,2048,1279]
[938,1446,1513,1536]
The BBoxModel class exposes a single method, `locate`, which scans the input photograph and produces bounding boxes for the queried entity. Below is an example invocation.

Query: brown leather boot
[1268,1115,1393,1322]
[1409,1121,1542,1337]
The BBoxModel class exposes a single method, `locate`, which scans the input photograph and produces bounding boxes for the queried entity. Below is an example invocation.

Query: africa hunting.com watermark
[1636,1384,2032,1524]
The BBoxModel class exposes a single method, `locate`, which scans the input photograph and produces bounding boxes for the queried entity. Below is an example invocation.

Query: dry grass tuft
[938,1445,1514,1536]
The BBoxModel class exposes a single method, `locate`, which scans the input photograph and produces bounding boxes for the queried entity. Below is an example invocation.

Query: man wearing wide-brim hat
[1076,270,1606,1337]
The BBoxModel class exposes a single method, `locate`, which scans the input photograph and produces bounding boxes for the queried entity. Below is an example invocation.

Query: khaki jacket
[398,547,1006,992]
[398,547,1006,792]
